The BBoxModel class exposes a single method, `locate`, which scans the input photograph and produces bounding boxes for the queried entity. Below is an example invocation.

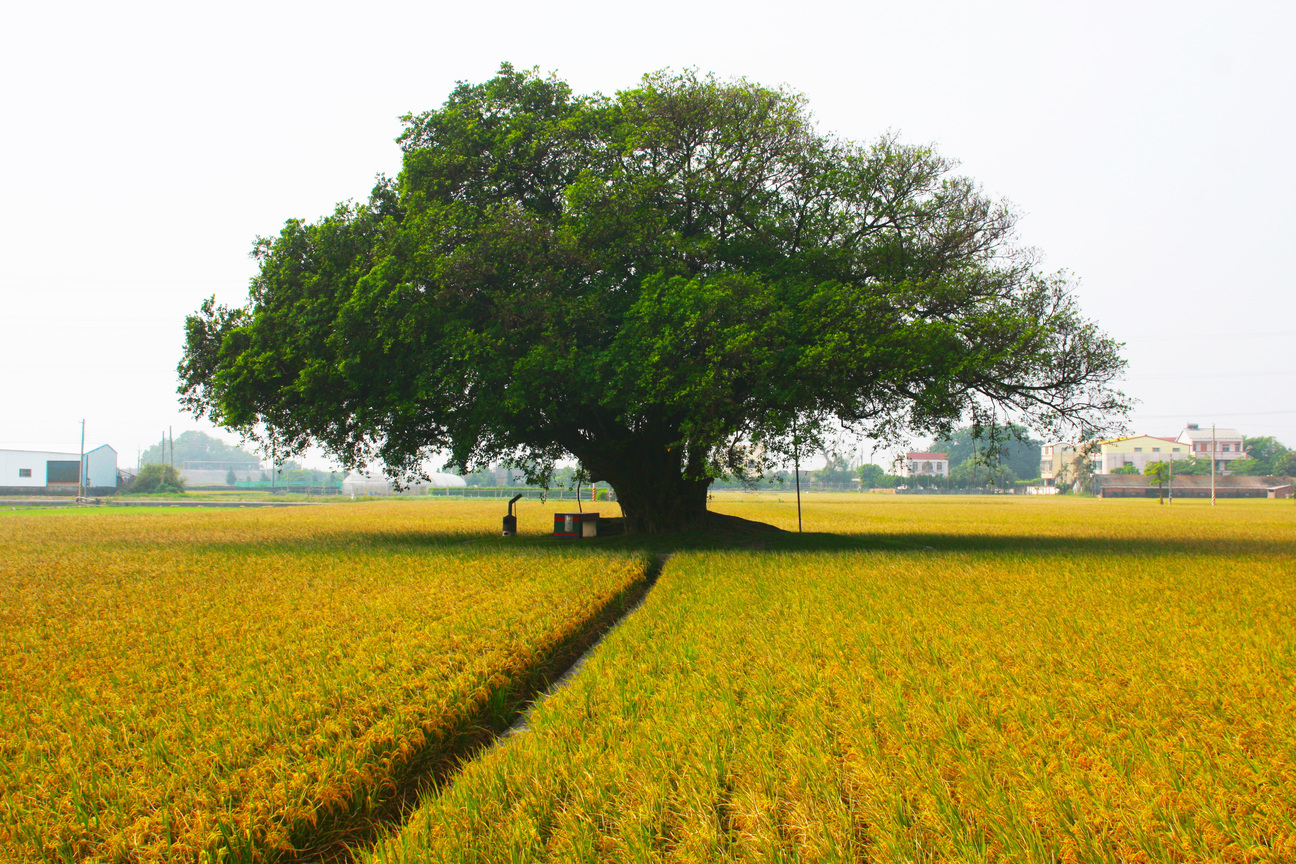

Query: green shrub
[131,464,186,494]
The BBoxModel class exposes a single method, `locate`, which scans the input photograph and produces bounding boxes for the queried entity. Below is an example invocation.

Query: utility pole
[793,417,803,533]
[1211,423,1217,506]
[78,419,86,498]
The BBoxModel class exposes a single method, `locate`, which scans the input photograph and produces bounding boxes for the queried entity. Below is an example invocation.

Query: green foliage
[1111,464,1141,475]
[1242,437,1285,470]
[1227,458,1263,476]
[933,423,1044,480]
[179,65,1128,532]
[1144,460,1170,486]
[277,467,343,486]
[131,464,186,494]
[857,464,889,488]
[1232,437,1290,475]
[1141,456,1213,502]
[815,453,855,488]
[1274,451,1296,477]
[949,458,1018,489]
[1171,457,1210,476]
[225,468,237,486]
[141,431,260,469]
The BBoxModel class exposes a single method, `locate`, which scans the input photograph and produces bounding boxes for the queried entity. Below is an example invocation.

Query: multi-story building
[900,452,949,478]
[1093,435,1191,475]
[1040,442,1080,487]
[1176,424,1246,474]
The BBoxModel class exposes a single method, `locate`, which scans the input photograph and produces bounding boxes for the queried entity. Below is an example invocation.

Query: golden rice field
[0,500,649,863]
[366,495,1296,863]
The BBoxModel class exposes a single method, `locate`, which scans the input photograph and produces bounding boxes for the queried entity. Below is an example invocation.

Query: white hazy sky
[2,0,1292,470]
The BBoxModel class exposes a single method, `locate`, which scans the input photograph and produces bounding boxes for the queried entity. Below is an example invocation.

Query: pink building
[1176,424,1246,474]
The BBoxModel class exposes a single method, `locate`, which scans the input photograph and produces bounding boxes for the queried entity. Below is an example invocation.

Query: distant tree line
[802,425,1046,491]
[141,431,343,486]
[1231,437,1296,476]
[141,430,260,467]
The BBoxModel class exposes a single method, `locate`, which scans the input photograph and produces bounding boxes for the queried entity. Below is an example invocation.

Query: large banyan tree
[180,65,1128,532]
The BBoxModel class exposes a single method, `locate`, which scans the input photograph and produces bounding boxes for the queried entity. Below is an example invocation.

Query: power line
[1123,330,1296,342]
[1129,409,1296,419]
[1125,370,1296,381]
[0,277,241,285]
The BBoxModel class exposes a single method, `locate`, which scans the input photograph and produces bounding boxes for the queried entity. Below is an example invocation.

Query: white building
[179,465,263,486]
[1092,435,1190,475]
[899,452,949,478]
[0,445,118,491]
[1176,424,1246,474]
[341,470,467,496]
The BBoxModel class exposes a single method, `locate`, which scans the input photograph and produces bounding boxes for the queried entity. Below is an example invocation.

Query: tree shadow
[187,510,1291,560]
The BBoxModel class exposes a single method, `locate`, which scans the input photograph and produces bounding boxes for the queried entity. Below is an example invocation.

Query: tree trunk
[609,470,711,534]
[579,440,711,534]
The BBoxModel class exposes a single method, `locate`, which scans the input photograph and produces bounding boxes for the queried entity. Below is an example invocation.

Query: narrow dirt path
[502,552,673,739]
[301,552,673,864]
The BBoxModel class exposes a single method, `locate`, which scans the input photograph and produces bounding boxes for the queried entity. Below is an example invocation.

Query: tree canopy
[180,65,1129,532]
[142,430,260,467]
[949,458,1018,489]
[1231,436,1292,476]
[932,422,1044,480]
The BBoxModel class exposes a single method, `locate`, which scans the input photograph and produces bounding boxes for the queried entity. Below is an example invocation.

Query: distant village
[901,422,1293,499]
[1,422,1292,500]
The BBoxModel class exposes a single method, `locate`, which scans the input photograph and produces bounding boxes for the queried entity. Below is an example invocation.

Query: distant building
[1040,442,1081,488]
[179,461,263,487]
[900,452,949,478]
[0,445,118,494]
[1093,435,1190,475]
[1177,423,1246,474]
[341,471,468,496]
